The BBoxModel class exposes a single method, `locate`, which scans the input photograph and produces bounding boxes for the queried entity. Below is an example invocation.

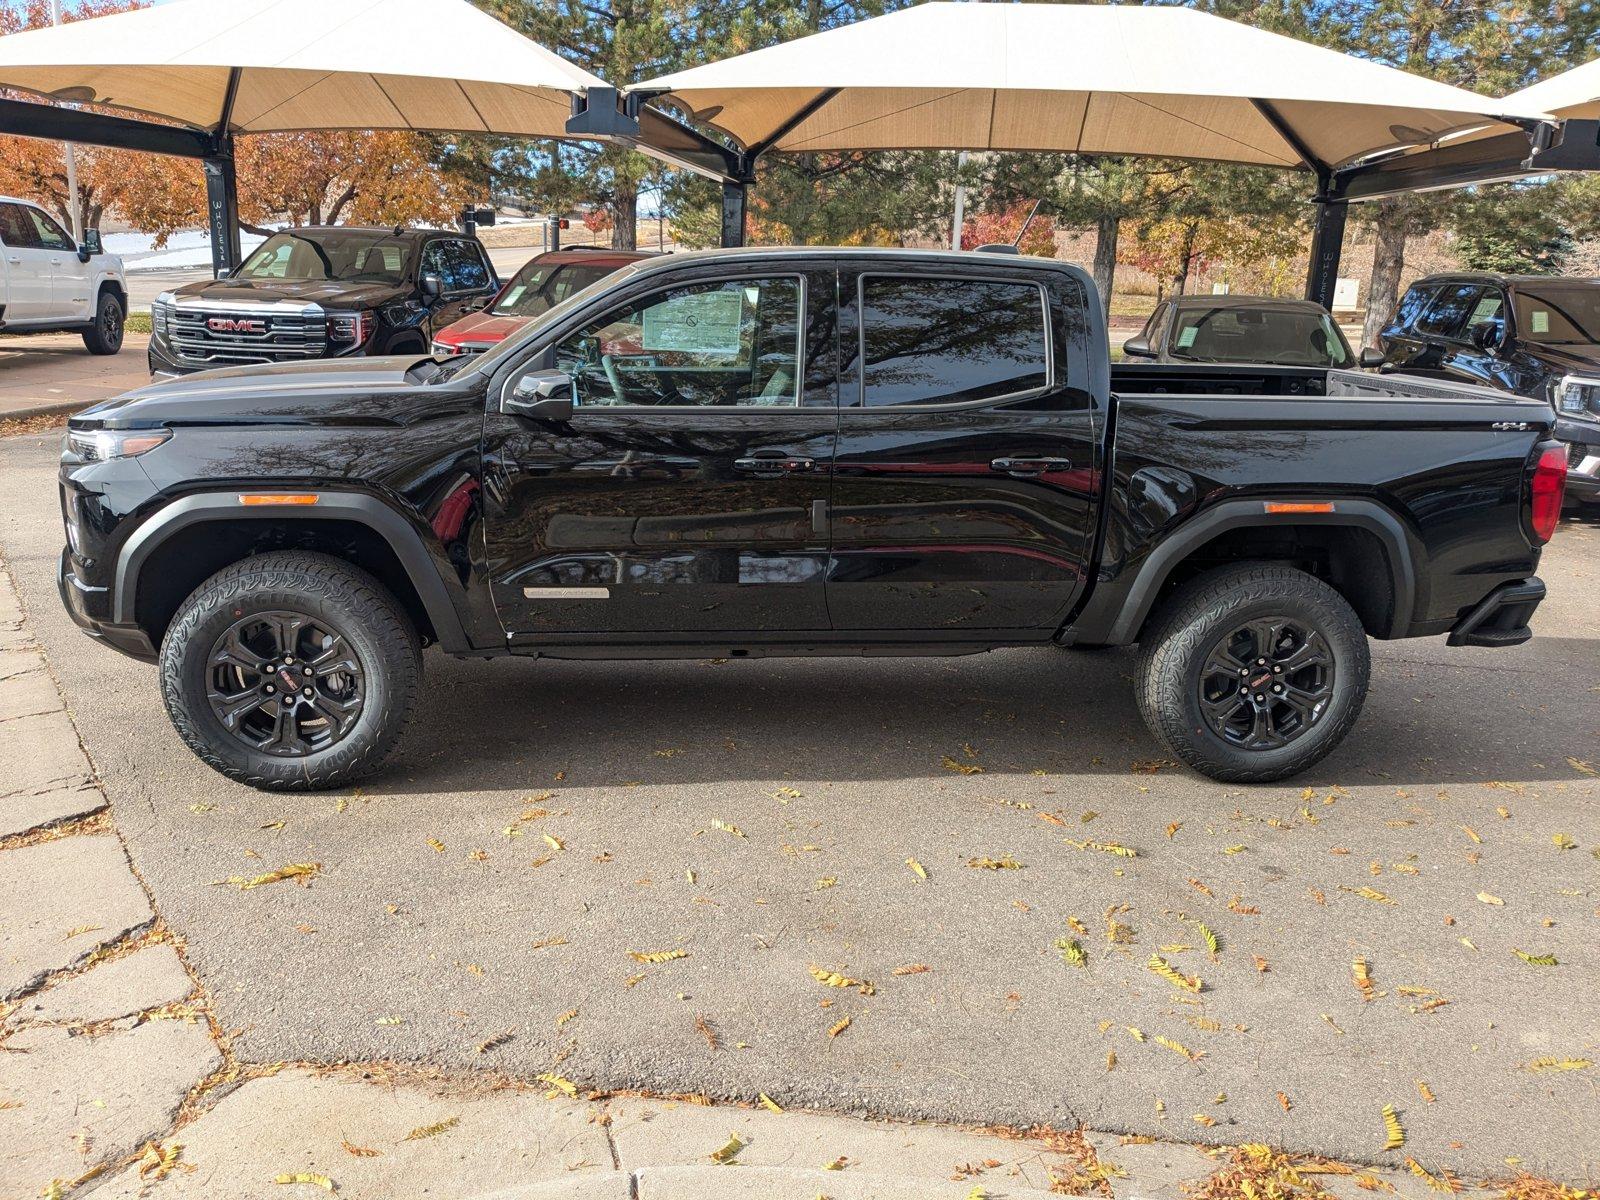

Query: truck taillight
[1529,445,1567,544]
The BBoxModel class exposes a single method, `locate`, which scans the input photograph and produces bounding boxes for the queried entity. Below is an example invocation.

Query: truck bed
[1109,362,1547,407]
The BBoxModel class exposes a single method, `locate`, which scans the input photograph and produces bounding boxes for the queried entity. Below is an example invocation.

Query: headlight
[152,291,175,335]
[328,310,374,344]
[65,427,172,462]
[1557,376,1596,415]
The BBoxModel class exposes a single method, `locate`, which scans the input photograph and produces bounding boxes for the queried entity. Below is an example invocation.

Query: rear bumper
[58,547,157,662]
[1447,577,1545,649]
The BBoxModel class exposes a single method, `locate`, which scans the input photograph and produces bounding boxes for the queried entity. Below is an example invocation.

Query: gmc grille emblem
[208,317,267,334]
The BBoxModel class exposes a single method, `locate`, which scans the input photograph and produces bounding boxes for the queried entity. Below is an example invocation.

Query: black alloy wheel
[205,610,365,756]
[1196,617,1333,751]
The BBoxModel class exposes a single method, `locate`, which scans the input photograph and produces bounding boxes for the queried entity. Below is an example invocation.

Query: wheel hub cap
[204,610,365,757]
[1197,617,1334,751]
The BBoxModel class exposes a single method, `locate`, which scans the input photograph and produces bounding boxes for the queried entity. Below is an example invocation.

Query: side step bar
[1447,577,1546,648]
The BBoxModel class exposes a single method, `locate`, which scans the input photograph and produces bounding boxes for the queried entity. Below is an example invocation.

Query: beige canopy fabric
[639,2,1547,172]
[1503,58,1600,122]
[0,0,604,138]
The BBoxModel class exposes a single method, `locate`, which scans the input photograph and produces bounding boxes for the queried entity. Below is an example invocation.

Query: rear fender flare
[113,491,472,652]
[1081,498,1420,646]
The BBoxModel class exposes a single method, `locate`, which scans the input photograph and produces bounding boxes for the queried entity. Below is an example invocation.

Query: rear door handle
[991,456,1071,477]
[733,454,815,475]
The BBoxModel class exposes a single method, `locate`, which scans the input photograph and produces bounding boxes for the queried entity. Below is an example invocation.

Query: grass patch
[125,311,152,335]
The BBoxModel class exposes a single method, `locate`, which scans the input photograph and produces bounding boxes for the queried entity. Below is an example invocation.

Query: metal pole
[1304,188,1348,310]
[47,0,83,243]
[202,142,241,278]
[950,150,969,250]
[720,179,748,248]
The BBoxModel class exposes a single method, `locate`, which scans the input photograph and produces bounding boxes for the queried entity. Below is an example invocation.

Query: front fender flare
[113,491,473,653]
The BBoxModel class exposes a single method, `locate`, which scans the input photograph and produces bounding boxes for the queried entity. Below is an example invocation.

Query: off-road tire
[82,290,125,355]
[159,552,421,791]
[1134,564,1369,783]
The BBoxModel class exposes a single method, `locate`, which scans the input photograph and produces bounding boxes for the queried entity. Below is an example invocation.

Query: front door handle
[733,454,815,475]
[991,456,1071,477]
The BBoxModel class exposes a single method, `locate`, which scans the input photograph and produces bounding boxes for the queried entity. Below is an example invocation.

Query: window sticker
[643,290,745,354]
[1530,310,1550,334]
[1176,326,1199,349]
[501,285,526,308]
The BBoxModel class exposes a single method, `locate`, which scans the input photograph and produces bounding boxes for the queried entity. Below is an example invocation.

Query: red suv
[430,246,652,358]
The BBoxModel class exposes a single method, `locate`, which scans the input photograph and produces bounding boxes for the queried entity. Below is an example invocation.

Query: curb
[1,398,90,423]
[476,1165,1073,1200]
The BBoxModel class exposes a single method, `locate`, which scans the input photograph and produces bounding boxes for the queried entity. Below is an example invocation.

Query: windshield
[1512,284,1600,346]
[1167,305,1351,367]
[493,260,626,318]
[234,230,414,284]
[454,261,652,378]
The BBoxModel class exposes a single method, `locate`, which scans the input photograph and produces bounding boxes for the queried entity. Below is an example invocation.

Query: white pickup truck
[0,194,127,355]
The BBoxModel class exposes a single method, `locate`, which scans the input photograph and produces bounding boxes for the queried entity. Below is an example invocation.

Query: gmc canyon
[59,248,1565,791]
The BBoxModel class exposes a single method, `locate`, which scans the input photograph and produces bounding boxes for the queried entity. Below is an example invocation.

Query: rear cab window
[855,275,1051,406]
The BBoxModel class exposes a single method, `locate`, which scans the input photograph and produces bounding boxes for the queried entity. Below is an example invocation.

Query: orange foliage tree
[960,202,1057,257]
[1,2,477,245]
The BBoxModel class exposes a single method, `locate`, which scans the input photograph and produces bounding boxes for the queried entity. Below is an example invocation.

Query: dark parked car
[430,246,651,359]
[1124,295,1354,368]
[149,226,498,376]
[61,248,1563,791]
[1364,272,1600,506]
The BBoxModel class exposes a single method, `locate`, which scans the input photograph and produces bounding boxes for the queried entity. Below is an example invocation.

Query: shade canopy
[1503,58,1600,122]
[0,0,605,139]
[638,2,1547,172]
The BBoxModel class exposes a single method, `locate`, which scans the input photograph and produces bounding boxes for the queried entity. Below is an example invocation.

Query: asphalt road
[1,428,1596,1182]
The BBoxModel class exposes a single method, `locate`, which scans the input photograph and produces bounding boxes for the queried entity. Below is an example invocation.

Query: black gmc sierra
[149,226,498,376]
[61,248,1566,791]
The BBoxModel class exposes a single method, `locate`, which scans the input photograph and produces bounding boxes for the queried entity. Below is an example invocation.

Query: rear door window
[859,275,1049,406]
[0,203,43,249]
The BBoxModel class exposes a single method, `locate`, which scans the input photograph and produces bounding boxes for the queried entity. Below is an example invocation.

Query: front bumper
[1555,417,1600,502]
[1447,577,1545,649]
[58,548,158,661]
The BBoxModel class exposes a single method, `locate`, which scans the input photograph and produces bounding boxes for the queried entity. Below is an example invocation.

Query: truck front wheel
[1134,564,1369,783]
[82,290,125,355]
[159,552,421,791]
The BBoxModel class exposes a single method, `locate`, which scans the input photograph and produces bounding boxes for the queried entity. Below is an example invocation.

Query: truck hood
[74,357,442,429]
[1521,342,1600,376]
[168,277,409,309]
[434,309,530,346]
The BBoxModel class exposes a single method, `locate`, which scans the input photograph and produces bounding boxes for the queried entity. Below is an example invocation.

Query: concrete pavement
[1,548,1483,1200]
[0,333,150,421]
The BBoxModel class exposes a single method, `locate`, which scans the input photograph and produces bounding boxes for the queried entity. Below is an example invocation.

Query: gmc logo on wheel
[208,317,267,334]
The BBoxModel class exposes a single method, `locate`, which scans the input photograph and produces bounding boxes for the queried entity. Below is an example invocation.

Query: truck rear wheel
[1134,564,1369,783]
[82,291,125,355]
[159,552,421,791]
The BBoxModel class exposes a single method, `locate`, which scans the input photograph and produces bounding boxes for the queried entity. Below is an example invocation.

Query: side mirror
[503,368,575,421]
[1359,347,1387,369]
[421,272,443,298]
[1122,335,1155,359]
[78,228,102,262]
[1469,322,1500,352]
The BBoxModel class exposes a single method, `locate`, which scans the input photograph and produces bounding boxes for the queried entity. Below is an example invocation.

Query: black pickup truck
[59,248,1566,791]
[148,226,498,377]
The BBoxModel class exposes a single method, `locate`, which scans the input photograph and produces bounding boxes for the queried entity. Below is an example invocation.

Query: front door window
[552,276,803,408]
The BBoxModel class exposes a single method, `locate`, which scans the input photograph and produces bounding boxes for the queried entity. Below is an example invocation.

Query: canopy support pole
[202,143,241,279]
[721,178,748,247]
[1305,172,1347,310]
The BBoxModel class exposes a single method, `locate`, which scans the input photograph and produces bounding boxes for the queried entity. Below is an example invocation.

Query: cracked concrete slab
[0,835,152,999]
[607,1098,1065,1191]
[12,944,193,1026]
[82,1069,615,1200]
[0,708,100,839]
[0,1019,220,1200]
[0,664,62,722]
